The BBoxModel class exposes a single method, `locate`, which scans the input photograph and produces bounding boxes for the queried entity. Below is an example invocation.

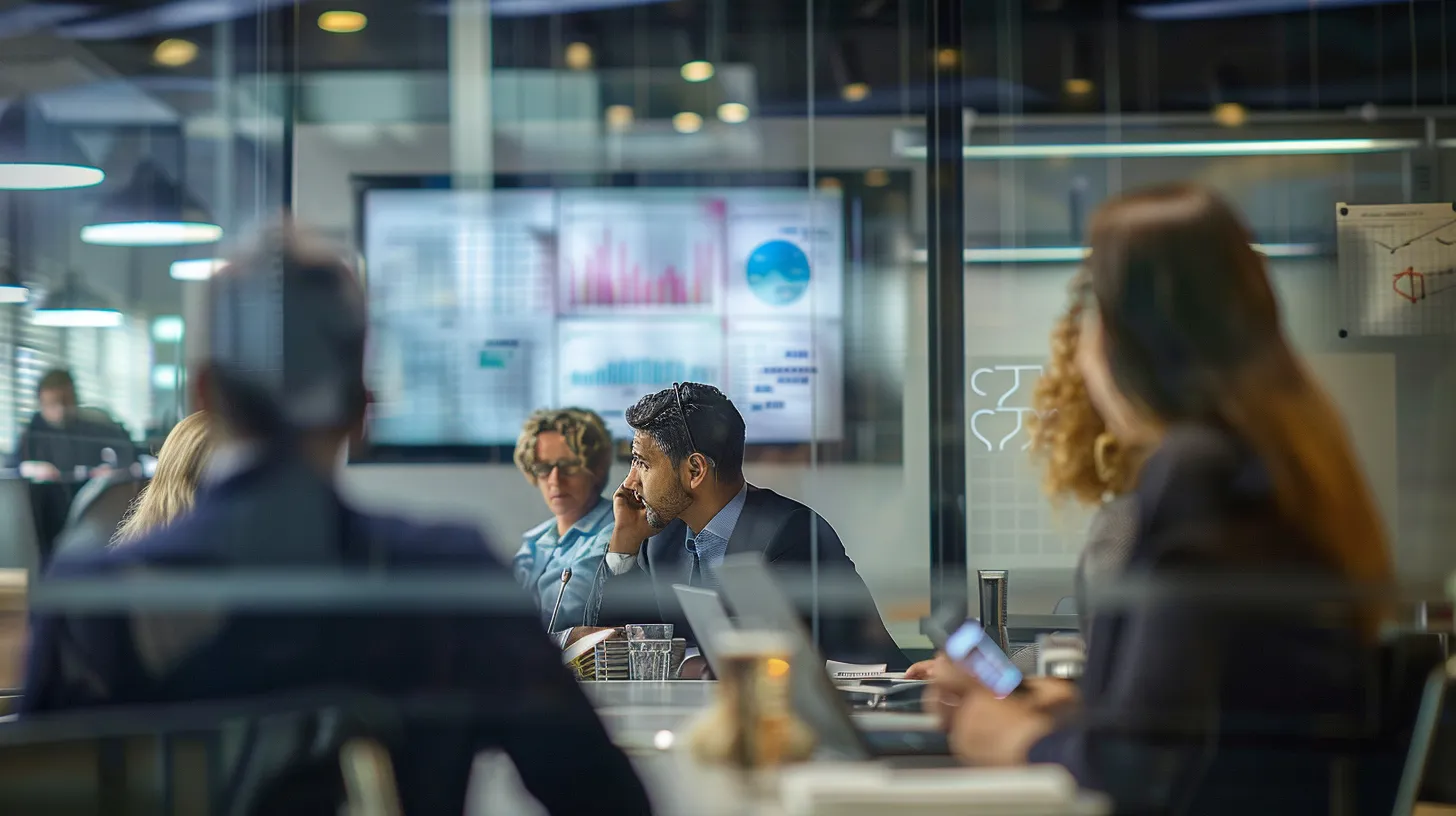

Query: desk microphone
[546,568,573,632]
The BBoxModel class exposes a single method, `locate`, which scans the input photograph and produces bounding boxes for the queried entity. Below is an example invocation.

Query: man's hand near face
[609,482,653,555]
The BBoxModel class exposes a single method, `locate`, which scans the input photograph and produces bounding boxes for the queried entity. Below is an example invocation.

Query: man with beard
[583,382,906,670]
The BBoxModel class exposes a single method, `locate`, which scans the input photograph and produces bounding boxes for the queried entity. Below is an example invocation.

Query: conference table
[464,681,1112,816]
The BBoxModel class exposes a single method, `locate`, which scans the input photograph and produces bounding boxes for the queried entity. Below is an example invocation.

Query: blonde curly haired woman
[909,281,1144,682]
[112,412,215,545]
[1025,274,1145,622]
[513,408,615,631]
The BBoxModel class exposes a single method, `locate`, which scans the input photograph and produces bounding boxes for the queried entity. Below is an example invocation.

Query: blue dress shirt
[514,496,614,629]
[685,483,747,588]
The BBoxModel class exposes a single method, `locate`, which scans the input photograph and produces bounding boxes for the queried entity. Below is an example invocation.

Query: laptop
[712,556,951,759]
[672,584,736,678]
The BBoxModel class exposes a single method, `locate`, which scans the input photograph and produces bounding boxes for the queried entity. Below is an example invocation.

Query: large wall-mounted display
[362,187,844,448]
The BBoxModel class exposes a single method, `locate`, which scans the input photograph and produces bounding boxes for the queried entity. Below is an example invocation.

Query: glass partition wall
[948,1,1456,621]
[0,0,1451,650]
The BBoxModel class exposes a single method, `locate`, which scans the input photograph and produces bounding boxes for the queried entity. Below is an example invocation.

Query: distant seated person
[513,408,615,630]
[12,369,135,482]
[111,411,214,546]
[586,383,907,670]
[22,226,650,815]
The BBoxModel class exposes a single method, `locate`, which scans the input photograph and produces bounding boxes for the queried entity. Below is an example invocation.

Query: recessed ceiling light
[841,82,870,103]
[1212,102,1248,128]
[565,42,593,70]
[152,38,197,67]
[82,222,223,247]
[672,112,703,134]
[1064,77,1094,96]
[318,10,367,34]
[680,60,714,82]
[716,102,749,124]
[935,48,960,69]
[604,104,634,132]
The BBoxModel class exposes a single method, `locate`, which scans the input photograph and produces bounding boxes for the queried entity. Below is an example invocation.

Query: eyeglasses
[530,458,587,479]
[672,382,698,454]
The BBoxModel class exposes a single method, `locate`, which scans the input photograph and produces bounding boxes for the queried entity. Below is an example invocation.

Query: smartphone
[943,620,1023,698]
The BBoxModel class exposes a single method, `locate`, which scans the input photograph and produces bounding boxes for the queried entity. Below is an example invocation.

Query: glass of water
[625,624,675,681]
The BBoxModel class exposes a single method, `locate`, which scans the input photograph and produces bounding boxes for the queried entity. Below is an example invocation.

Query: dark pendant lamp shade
[32,271,121,327]
[80,158,222,246]
[0,264,27,303]
[0,98,105,190]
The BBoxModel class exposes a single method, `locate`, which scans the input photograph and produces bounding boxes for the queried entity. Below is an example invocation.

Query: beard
[643,478,692,530]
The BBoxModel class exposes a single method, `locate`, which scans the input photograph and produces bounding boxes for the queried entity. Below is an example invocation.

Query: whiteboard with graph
[1337,202,1456,336]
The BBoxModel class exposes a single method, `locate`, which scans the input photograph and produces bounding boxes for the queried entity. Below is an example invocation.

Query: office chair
[0,480,42,578]
[0,691,402,816]
[52,475,145,558]
[1391,657,1456,815]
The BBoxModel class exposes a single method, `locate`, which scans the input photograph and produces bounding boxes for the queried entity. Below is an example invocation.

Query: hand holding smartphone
[925,613,1023,698]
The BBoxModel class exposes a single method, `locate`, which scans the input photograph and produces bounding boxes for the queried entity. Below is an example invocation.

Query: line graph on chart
[1337,202,1456,336]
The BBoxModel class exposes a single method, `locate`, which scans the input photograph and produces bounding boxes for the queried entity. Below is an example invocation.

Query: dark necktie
[687,536,702,587]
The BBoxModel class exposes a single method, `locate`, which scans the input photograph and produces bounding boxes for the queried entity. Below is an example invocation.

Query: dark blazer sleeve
[765,507,908,670]
[395,529,653,816]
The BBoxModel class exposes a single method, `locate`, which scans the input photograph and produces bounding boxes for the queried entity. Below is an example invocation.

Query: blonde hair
[514,408,613,493]
[1025,282,1141,506]
[112,412,216,545]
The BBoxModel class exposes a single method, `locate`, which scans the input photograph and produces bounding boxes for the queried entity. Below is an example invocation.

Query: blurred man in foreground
[22,228,650,815]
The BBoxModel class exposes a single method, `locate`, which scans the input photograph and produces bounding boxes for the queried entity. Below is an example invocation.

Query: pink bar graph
[566,228,715,307]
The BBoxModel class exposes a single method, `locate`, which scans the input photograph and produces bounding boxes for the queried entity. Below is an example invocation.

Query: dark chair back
[1392,658,1456,814]
[0,480,41,577]
[0,692,401,816]
[53,477,146,558]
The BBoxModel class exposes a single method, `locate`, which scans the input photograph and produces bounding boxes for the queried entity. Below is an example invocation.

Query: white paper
[826,660,888,679]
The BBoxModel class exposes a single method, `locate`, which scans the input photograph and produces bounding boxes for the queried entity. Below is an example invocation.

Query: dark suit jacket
[1028,425,1395,815]
[22,455,650,816]
[11,409,136,473]
[588,485,907,670]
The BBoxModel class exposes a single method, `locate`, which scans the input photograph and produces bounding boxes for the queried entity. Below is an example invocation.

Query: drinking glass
[625,624,674,681]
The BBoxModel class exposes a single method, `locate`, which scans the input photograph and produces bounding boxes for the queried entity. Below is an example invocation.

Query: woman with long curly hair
[1025,276,1144,619]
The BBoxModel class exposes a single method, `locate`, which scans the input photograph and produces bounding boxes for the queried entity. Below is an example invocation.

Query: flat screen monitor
[359,186,845,450]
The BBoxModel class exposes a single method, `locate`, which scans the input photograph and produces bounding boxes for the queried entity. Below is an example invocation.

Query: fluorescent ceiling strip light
[910,243,1324,264]
[897,138,1420,160]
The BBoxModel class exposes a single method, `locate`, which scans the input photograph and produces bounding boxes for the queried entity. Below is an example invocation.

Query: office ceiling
[0,0,1451,121]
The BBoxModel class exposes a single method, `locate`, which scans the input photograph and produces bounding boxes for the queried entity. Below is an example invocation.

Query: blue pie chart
[745,239,811,306]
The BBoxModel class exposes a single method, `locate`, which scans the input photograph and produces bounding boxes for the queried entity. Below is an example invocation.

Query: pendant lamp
[0,263,27,303]
[80,158,221,246]
[31,271,121,327]
[0,98,104,190]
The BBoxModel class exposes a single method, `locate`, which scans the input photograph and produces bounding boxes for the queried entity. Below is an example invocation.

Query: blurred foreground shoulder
[361,512,503,569]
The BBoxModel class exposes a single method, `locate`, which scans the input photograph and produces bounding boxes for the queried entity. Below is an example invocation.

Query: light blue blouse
[513,496,614,630]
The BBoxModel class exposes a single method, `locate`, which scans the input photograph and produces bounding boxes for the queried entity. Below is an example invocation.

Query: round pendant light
[0,263,27,303]
[81,158,221,246]
[32,272,121,327]
[0,98,104,190]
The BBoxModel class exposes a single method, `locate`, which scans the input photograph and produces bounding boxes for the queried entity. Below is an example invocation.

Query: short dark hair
[625,383,745,481]
[205,225,367,437]
[36,369,75,397]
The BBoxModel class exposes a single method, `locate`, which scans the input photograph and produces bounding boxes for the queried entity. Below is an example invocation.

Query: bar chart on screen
[558,191,725,312]
[557,317,724,436]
